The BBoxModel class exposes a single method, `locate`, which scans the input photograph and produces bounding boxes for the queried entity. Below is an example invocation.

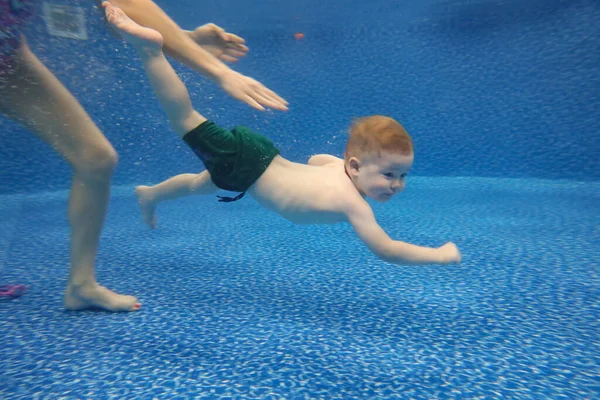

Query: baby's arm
[308,154,343,166]
[346,202,461,266]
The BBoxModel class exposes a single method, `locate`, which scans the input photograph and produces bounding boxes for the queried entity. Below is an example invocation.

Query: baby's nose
[391,180,405,192]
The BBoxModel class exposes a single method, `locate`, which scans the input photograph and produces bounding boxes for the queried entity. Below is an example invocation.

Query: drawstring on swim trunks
[217,192,246,202]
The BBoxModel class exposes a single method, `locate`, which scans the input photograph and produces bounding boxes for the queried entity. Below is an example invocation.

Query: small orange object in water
[294,32,305,40]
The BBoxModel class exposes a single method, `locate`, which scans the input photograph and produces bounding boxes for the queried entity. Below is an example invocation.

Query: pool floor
[1,177,599,399]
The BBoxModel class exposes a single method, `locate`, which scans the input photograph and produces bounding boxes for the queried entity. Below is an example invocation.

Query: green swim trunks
[183,120,280,194]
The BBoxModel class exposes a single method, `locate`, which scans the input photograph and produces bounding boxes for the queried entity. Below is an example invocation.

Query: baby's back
[249,156,357,224]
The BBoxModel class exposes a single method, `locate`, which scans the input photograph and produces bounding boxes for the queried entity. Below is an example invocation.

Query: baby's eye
[383,172,394,178]
[400,173,408,179]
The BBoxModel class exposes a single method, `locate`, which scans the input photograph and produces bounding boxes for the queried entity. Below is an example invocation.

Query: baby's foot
[188,23,249,63]
[102,1,163,52]
[135,185,158,229]
[64,282,140,312]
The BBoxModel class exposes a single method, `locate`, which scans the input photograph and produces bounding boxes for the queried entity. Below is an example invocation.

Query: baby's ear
[349,157,360,172]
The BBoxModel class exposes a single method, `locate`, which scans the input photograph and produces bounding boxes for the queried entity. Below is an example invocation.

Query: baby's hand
[437,242,462,264]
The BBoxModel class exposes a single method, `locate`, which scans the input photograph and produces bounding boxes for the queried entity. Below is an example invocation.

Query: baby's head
[344,115,414,202]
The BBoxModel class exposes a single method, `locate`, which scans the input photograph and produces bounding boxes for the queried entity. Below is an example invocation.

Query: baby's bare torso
[248,156,361,224]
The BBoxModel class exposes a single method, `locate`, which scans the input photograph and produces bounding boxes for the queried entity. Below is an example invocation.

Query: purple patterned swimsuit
[0,0,35,74]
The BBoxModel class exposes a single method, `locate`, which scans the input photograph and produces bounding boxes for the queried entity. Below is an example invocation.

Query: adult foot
[65,282,140,312]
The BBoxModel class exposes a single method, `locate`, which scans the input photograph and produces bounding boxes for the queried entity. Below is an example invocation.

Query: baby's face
[354,152,414,202]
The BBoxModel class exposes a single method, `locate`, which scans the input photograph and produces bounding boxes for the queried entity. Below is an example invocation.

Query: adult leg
[0,38,139,311]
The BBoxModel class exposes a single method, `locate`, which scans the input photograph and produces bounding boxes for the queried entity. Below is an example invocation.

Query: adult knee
[73,143,119,180]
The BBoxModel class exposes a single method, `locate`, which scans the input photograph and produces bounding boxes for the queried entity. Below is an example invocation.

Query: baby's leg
[135,171,217,228]
[103,2,206,135]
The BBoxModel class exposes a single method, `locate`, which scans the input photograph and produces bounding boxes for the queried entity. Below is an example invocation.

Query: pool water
[2,0,599,398]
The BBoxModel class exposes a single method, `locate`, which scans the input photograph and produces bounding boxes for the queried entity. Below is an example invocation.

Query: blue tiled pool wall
[1,178,599,399]
[1,0,599,195]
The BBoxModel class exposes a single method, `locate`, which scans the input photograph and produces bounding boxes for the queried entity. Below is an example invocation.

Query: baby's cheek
[377,179,390,189]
